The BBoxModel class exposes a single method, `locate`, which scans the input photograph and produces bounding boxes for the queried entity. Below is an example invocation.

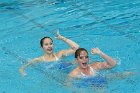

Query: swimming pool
[0,0,140,93]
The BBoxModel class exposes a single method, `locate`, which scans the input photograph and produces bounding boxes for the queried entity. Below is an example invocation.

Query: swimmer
[19,31,79,76]
[69,48,117,78]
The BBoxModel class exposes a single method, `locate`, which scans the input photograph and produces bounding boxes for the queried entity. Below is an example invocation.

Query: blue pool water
[0,0,140,93]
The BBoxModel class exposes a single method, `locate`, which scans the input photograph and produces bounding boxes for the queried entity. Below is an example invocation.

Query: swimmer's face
[42,38,54,54]
[76,51,89,69]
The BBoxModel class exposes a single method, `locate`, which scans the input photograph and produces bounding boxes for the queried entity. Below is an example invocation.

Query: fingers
[22,73,27,76]
[57,30,60,35]
[91,48,96,54]
[91,47,98,52]
[91,47,100,54]
[21,72,27,76]
[55,33,59,39]
[55,36,58,39]
[19,68,27,76]
[55,29,61,39]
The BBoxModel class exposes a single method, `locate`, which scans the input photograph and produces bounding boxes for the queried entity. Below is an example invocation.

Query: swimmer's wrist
[98,51,104,55]
[61,36,67,42]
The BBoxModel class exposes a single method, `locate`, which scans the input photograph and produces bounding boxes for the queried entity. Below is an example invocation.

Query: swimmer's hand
[55,30,63,40]
[19,68,27,76]
[124,71,134,76]
[117,71,134,79]
[91,48,102,55]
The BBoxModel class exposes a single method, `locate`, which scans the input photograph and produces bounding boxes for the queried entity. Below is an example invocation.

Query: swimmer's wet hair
[40,36,53,47]
[75,48,88,58]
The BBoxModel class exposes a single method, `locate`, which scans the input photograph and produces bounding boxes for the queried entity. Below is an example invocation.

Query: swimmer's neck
[44,53,55,58]
[78,66,90,72]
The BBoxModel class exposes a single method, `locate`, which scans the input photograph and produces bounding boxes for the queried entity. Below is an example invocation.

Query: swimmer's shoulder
[55,49,69,58]
[69,68,79,78]
[55,51,63,58]
[32,56,44,62]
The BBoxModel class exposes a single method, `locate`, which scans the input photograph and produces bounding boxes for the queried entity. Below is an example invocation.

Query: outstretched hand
[19,68,27,76]
[91,48,102,55]
[55,30,63,40]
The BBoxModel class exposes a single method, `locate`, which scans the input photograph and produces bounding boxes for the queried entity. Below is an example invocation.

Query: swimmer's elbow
[72,45,80,51]
[113,60,117,67]
[109,61,117,68]
[76,45,80,49]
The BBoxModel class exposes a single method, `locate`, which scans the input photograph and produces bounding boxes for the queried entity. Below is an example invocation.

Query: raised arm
[19,58,41,76]
[91,48,117,70]
[55,31,79,57]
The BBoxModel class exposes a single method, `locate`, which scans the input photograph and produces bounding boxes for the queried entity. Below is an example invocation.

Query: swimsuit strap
[54,54,59,61]
[80,71,86,77]
[90,66,98,76]
[89,66,96,73]
[43,56,46,61]
[43,54,59,62]
[80,66,97,77]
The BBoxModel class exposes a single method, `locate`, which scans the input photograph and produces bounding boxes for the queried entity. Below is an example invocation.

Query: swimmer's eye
[44,44,48,46]
[50,43,53,45]
[79,57,82,59]
[79,56,89,59]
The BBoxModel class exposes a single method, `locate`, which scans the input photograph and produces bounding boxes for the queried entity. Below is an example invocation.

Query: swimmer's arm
[105,71,134,80]
[68,69,79,78]
[98,51,117,69]
[91,48,117,70]
[56,48,77,58]
[19,58,41,76]
[69,71,76,78]
[55,31,79,57]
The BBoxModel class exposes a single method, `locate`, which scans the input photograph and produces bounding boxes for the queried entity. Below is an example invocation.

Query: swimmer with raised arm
[69,48,117,78]
[19,31,79,76]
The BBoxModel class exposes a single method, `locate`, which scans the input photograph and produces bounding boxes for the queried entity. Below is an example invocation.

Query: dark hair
[75,48,88,58]
[40,36,53,47]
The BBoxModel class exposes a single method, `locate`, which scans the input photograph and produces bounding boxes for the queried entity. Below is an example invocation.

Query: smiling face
[42,38,54,54]
[76,50,89,69]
